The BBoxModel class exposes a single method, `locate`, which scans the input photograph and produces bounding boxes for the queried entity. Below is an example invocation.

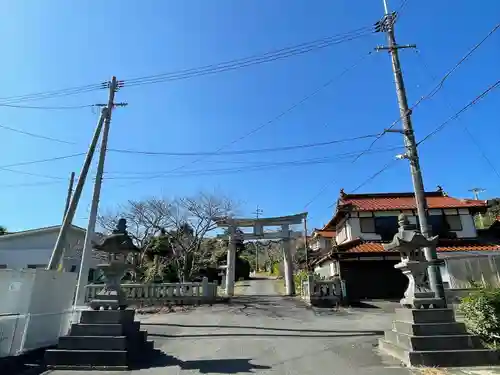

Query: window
[360,217,375,233]
[374,216,399,241]
[445,215,462,231]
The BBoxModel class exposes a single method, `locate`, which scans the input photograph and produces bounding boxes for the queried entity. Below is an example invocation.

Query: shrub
[294,270,309,294]
[459,286,500,347]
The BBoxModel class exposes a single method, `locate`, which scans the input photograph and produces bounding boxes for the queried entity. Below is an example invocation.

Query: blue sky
[0,0,499,232]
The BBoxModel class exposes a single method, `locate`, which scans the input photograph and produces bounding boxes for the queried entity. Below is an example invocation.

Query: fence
[0,269,77,358]
[445,254,500,289]
[85,277,219,305]
[300,276,341,306]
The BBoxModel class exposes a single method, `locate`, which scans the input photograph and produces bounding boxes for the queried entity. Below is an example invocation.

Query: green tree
[0,226,6,235]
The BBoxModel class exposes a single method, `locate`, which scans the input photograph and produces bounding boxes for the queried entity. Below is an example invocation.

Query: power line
[0,123,77,144]
[351,159,399,194]
[0,153,85,168]
[123,29,374,87]
[0,28,373,105]
[351,22,500,163]
[417,79,500,146]
[0,83,107,105]
[413,50,500,183]
[0,103,98,110]
[462,127,500,182]
[108,133,379,156]
[113,52,374,187]
[0,181,65,189]
[105,146,403,180]
[0,167,65,180]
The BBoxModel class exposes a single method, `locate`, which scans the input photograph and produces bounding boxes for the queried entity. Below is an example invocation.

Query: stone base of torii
[214,213,307,296]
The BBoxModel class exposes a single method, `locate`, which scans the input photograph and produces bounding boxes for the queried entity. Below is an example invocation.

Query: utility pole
[376,0,446,305]
[57,172,76,271]
[47,110,107,270]
[303,213,309,272]
[470,188,486,228]
[252,205,263,272]
[62,172,75,221]
[75,76,126,306]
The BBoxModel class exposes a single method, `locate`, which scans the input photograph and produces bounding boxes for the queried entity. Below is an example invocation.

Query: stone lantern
[89,218,140,310]
[384,214,442,309]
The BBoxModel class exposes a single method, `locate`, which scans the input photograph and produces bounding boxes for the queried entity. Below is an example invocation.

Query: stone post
[202,276,210,299]
[306,274,315,301]
[225,224,237,297]
[281,224,295,296]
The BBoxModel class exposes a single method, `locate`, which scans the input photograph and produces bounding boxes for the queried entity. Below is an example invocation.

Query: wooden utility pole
[47,111,107,270]
[57,172,76,271]
[62,172,75,220]
[376,0,446,305]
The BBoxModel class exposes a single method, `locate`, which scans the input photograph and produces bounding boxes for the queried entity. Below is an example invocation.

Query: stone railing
[301,276,341,306]
[85,277,218,306]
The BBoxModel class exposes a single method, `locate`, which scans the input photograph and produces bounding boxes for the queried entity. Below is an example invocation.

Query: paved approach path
[49,278,416,375]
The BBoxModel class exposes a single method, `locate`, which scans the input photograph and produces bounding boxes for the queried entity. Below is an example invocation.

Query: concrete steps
[379,307,500,367]
[45,309,154,370]
[379,339,500,367]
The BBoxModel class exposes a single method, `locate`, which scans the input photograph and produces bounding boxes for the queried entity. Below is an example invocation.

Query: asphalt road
[136,277,414,375]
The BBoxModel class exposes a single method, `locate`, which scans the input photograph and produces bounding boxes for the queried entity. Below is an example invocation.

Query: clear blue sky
[0,0,499,232]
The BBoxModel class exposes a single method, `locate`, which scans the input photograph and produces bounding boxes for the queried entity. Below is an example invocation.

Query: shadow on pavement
[142,322,383,335]
[139,350,270,373]
[148,331,382,338]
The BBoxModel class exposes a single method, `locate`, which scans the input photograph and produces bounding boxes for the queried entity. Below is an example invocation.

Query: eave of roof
[311,238,500,266]
[0,224,86,241]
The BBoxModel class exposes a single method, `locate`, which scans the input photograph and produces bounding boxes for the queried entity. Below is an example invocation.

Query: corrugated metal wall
[446,255,500,288]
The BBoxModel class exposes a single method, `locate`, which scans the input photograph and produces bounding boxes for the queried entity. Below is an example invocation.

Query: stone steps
[45,309,154,370]
[379,308,500,367]
[393,320,468,336]
[379,339,500,367]
[384,330,481,351]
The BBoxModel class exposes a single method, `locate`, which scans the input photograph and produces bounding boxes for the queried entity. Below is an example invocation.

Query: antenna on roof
[469,187,486,200]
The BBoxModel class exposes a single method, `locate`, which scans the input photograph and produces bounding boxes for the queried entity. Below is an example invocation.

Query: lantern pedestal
[378,214,500,367]
[46,310,153,370]
[89,262,130,310]
[395,259,443,309]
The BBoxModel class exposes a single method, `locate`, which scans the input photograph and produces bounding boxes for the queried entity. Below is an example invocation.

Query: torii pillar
[214,212,306,297]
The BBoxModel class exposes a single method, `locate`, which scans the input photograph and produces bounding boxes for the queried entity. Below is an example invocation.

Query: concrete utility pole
[75,76,122,306]
[470,188,486,228]
[377,0,446,305]
[47,109,107,270]
[303,213,309,272]
[252,205,263,271]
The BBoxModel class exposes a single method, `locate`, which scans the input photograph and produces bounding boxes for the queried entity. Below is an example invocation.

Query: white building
[0,225,104,281]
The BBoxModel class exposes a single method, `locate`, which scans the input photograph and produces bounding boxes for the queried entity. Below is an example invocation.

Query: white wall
[314,260,334,278]
[0,269,77,357]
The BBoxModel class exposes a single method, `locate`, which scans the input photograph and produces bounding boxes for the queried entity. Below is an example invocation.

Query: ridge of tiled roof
[323,188,487,230]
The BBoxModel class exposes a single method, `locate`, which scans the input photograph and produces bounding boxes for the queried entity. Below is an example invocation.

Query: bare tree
[98,192,237,282]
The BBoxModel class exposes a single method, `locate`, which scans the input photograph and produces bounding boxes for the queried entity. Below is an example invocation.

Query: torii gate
[214,212,307,296]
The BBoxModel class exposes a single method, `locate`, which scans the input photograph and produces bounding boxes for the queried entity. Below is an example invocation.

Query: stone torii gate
[214,212,307,296]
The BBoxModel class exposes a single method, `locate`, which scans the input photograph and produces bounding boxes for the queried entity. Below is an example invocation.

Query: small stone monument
[383,214,442,309]
[89,218,140,310]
